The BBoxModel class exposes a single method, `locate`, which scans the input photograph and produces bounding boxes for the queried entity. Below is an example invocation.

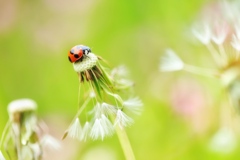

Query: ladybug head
[68,45,91,63]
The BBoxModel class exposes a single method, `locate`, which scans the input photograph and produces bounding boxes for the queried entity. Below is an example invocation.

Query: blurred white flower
[231,34,240,52]
[192,23,211,45]
[159,49,184,72]
[234,24,240,40]
[1,98,60,160]
[8,98,37,112]
[209,127,237,154]
[159,1,240,141]
[90,114,114,140]
[123,97,143,115]
[41,134,61,150]
[8,98,37,122]
[211,21,229,45]
[114,109,134,129]
[68,118,82,140]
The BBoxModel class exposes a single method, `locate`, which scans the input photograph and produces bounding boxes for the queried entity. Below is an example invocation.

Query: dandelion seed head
[67,44,143,143]
[101,103,117,116]
[111,65,129,78]
[91,102,102,118]
[92,102,117,119]
[8,98,37,114]
[114,109,134,129]
[211,21,229,45]
[100,114,114,135]
[80,121,91,141]
[110,65,134,90]
[90,118,104,140]
[73,53,98,73]
[234,24,240,40]
[90,114,114,140]
[231,34,240,51]
[117,79,134,86]
[123,97,143,115]
[159,49,184,72]
[192,23,211,45]
[68,118,82,140]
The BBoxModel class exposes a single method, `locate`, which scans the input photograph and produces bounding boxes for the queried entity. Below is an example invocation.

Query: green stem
[0,120,10,149]
[115,126,135,160]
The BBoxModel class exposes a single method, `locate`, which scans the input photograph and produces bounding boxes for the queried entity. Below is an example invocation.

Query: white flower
[80,121,92,141]
[211,21,228,45]
[21,143,42,160]
[114,109,134,129]
[231,34,240,51]
[0,151,5,160]
[41,134,61,150]
[209,127,237,154]
[159,49,184,72]
[90,114,114,140]
[234,24,240,40]
[8,98,37,115]
[123,97,143,115]
[192,23,211,45]
[68,118,82,140]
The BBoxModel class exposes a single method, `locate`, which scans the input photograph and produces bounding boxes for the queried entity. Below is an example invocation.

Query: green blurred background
[1,0,240,159]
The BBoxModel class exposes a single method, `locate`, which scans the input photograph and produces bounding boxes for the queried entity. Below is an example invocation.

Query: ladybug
[68,45,91,63]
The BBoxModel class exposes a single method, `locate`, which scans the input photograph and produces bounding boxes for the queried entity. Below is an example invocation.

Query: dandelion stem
[115,126,135,160]
[0,120,10,149]
[70,97,91,126]
[206,43,222,66]
[78,82,82,109]
[12,123,22,160]
[183,64,218,77]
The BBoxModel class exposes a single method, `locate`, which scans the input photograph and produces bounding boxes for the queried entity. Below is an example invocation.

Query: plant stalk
[115,126,135,160]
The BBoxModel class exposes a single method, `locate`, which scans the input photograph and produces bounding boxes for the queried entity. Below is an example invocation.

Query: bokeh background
[1,0,240,159]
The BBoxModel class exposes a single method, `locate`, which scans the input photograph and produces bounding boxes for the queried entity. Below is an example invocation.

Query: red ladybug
[68,45,91,63]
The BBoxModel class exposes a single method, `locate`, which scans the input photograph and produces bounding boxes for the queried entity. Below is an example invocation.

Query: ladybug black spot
[74,54,79,58]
